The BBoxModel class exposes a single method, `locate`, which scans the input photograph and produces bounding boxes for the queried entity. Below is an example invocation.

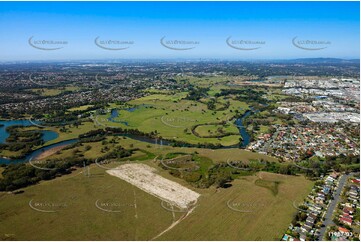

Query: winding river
[0,109,253,164]
[234,110,252,148]
[0,139,78,164]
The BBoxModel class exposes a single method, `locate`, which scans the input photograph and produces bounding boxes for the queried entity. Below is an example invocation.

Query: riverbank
[0,139,78,164]
[33,144,68,160]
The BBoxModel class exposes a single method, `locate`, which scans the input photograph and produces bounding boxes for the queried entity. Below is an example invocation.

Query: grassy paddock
[159,172,314,241]
[0,164,181,241]
[0,164,313,241]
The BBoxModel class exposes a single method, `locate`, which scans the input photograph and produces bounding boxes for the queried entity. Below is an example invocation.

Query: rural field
[159,172,314,241]
[0,160,313,241]
[0,162,182,241]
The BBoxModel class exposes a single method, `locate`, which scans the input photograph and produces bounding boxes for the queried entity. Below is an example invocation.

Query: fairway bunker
[106,163,200,209]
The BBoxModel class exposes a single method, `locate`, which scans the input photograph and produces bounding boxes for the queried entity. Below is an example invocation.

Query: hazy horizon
[0,1,359,61]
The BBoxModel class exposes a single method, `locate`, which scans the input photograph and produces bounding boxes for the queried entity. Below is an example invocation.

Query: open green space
[96,96,249,147]
[0,164,313,241]
[0,163,181,241]
[30,86,80,97]
[255,178,281,196]
[159,172,314,241]
[0,74,320,241]
[68,105,95,112]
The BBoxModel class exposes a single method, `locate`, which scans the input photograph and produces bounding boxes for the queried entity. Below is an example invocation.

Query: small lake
[108,109,129,126]
[0,119,61,164]
[0,120,59,144]
[0,120,34,144]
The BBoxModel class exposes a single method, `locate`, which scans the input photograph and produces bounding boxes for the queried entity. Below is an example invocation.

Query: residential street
[318,173,352,240]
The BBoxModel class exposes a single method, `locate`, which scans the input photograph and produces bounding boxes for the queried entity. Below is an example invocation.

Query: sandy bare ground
[34,145,67,160]
[106,163,200,209]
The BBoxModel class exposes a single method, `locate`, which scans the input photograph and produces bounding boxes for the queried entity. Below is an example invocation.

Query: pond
[0,119,61,164]
[0,120,58,144]
[108,109,129,126]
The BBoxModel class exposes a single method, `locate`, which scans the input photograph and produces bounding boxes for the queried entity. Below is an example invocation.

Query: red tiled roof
[340,217,352,224]
[338,227,350,233]
[343,207,354,214]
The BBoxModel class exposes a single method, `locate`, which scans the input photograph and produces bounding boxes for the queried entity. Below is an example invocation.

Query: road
[318,173,352,240]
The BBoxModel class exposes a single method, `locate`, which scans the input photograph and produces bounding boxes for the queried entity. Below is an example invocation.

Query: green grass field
[0,165,313,241]
[0,163,181,241]
[254,178,281,196]
[68,105,94,112]
[30,86,80,97]
[44,135,277,164]
[194,123,238,137]
[96,96,249,147]
[159,172,314,241]
[41,122,98,146]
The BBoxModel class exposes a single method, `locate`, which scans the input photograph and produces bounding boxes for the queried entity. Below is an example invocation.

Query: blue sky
[0,1,359,61]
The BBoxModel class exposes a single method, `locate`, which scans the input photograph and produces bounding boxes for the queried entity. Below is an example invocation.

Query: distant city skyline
[0,1,359,61]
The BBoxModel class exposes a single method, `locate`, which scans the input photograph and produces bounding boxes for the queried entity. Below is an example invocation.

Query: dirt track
[106,163,200,209]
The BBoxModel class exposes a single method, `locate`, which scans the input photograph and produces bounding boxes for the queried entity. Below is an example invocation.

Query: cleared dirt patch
[106,163,200,209]
[33,145,68,160]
